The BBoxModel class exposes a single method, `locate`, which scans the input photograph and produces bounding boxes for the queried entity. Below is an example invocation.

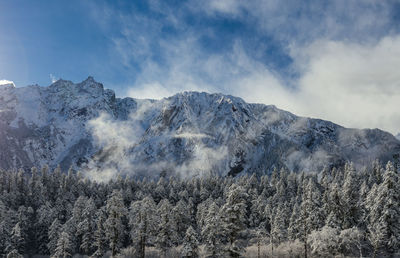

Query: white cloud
[49,74,58,83]
[233,36,400,134]
[295,36,400,133]
[195,0,393,44]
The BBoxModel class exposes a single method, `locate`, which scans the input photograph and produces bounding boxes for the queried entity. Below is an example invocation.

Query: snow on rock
[0,77,399,178]
[0,80,15,87]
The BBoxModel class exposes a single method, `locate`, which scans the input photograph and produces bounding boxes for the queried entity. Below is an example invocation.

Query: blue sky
[1,0,400,133]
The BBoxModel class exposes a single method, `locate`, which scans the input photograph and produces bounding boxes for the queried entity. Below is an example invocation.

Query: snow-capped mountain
[1,77,399,178]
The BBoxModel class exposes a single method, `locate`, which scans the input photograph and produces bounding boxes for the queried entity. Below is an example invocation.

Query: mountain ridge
[0,77,399,179]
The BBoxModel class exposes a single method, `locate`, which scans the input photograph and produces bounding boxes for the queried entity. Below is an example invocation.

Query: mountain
[0,77,399,179]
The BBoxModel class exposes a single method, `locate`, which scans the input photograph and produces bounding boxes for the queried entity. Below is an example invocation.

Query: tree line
[0,160,399,257]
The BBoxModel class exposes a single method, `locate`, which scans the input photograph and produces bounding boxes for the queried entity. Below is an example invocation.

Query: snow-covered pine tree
[297,178,324,258]
[78,197,96,255]
[155,199,177,257]
[48,218,62,256]
[220,183,248,257]
[53,231,73,258]
[0,200,13,257]
[92,207,108,258]
[6,223,25,256]
[341,163,360,229]
[366,161,400,256]
[358,180,370,231]
[181,226,199,258]
[105,190,127,256]
[71,195,87,252]
[129,196,157,258]
[172,199,191,244]
[324,183,343,229]
[202,201,224,258]
[270,202,289,245]
[36,201,56,254]
[288,202,300,241]
[196,197,214,231]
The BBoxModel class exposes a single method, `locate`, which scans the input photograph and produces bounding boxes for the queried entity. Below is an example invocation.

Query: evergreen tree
[105,190,127,256]
[129,196,157,258]
[288,202,300,241]
[270,202,289,245]
[6,223,25,256]
[366,162,400,256]
[36,202,56,254]
[48,218,62,256]
[202,202,224,258]
[71,195,87,252]
[172,199,191,244]
[0,200,13,257]
[220,184,248,257]
[297,178,324,258]
[155,199,177,257]
[78,197,96,255]
[181,226,199,258]
[324,183,343,229]
[341,163,360,229]
[92,208,108,258]
[53,231,73,258]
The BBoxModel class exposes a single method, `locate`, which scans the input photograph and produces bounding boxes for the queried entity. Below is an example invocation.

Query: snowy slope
[0,77,399,178]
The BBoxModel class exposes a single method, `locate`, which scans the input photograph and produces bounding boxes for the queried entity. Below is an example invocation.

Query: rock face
[0,77,399,178]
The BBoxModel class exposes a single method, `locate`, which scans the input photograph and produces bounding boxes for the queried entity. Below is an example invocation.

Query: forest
[0,161,399,258]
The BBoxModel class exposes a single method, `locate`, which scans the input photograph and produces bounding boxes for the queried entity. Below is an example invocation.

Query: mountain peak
[0,80,15,88]
[83,76,96,83]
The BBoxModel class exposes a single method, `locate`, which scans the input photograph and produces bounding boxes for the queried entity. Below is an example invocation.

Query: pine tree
[78,197,96,255]
[220,184,247,257]
[181,226,199,258]
[0,200,13,257]
[36,202,56,254]
[202,202,224,258]
[53,231,73,258]
[155,199,177,257]
[6,223,25,256]
[342,163,360,229]
[366,162,400,256]
[71,195,87,252]
[92,208,108,257]
[270,202,289,245]
[105,190,127,256]
[172,199,191,244]
[297,178,324,258]
[288,202,300,241]
[48,218,62,255]
[129,196,157,258]
[324,183,343,229]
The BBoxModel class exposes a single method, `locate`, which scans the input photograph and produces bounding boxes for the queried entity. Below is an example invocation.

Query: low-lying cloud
[84,103,229,181]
